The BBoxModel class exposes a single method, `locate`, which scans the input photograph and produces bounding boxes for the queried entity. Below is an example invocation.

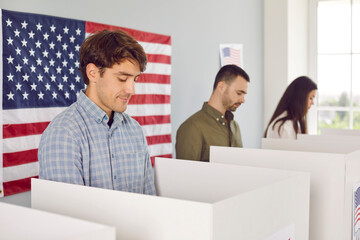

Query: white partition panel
[0,202,115,240]
[33,178,213,240]
[298,133,360,143]
[262,138,360,154]
[210,146,360,240]
[32,158,310,240]
[322,128,360,136]
[212,175,307,240]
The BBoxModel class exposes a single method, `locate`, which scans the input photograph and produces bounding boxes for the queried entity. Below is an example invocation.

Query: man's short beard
[227,104,239,112]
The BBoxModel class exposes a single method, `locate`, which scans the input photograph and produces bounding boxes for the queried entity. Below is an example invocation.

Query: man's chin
[228,105,240,112]
[115,105,128,113]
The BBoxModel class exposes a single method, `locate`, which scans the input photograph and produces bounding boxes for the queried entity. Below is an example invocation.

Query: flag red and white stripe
[0,10,172,197]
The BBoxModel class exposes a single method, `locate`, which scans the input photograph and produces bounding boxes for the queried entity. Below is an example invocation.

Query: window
[316,0,360,131]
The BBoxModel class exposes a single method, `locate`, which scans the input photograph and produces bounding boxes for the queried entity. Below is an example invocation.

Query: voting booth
[31,158,310,240]
[297,133,360,143]
[262,137,360,154]
[321,128,360,136]
[210,146,360,240]
[0,202,115,240]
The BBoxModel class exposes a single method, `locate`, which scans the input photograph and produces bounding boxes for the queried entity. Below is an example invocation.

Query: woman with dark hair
[264,76,318,139]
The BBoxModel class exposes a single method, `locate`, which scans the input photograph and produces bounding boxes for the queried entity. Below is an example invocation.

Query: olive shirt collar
[202,102,234,125]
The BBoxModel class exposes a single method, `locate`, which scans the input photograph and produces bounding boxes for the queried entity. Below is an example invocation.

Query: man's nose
[240,95,245,103]
[125,80,135,95]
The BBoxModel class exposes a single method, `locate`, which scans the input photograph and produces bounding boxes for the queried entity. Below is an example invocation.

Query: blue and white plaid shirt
[38,91,156,195]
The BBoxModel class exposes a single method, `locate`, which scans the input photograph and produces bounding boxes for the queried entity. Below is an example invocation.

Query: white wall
[0,0,264,205]
[264,0,288,128]
[264,0,309,127]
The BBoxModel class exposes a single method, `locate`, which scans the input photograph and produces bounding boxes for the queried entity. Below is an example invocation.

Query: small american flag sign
[219,43,243,68]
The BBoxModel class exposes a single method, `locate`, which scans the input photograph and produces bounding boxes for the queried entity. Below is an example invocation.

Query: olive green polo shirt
[175,102,243,162]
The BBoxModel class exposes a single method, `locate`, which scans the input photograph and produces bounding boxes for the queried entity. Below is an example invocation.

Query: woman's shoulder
[269,111,288,127]
[267,112,296,139]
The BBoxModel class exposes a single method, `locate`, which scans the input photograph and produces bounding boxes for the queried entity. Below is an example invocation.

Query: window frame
[308,0,360,132]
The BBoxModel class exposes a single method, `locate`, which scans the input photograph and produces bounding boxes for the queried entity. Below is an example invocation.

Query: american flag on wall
[0,9,172,197]
[219,43,243,68]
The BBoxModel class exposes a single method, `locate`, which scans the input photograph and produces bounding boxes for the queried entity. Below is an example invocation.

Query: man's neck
[208,95,226,115]
[85,86,112,118]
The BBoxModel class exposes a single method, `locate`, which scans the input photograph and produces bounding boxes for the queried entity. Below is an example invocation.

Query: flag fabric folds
[0,9,172,197]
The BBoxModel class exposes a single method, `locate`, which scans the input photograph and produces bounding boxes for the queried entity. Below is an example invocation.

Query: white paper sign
[263,224,295,240]
[219,43,243,67]
[354,183,360,240]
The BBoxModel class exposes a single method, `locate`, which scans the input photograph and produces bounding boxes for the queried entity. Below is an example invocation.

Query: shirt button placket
[112,152,116,183]
[109,132,116,188]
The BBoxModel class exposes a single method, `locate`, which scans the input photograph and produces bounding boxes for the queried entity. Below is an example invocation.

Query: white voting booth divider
[210,146,360,240]
[297,133,360,144]
[31,158,310,240]
[262,138,360,154]
[262,136,360,239]
[0,202,115,240]
[321,128,360,136]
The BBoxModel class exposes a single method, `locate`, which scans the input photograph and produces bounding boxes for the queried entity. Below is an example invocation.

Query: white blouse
[266,112,299,139]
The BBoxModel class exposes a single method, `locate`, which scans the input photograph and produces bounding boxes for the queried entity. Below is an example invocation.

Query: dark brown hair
[79,29,147,85]
[213,64,250,91]
[264,76,318,137]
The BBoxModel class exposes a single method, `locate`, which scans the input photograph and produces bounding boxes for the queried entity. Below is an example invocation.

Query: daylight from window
[317,0,360,130]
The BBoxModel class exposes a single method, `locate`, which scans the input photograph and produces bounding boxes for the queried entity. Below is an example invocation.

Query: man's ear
[217,81,226,93]
[86,63,99,84]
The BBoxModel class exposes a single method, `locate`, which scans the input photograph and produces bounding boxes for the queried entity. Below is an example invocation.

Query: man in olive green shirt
[175,65,250,161]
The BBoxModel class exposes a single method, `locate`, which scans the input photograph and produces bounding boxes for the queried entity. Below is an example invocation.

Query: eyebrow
[237,90,247,94]
[114,71,141,77]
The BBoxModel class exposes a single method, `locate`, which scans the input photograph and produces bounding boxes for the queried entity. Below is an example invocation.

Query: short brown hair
[79,29,147,85]
[213,64,250,91]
